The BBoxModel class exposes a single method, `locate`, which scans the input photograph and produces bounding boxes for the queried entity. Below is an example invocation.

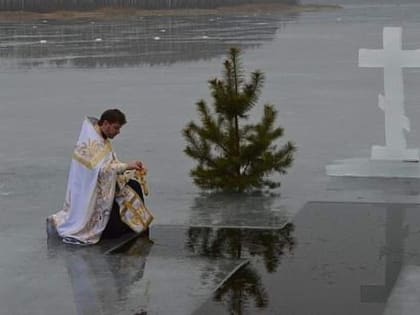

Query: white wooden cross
[359,27,420,161]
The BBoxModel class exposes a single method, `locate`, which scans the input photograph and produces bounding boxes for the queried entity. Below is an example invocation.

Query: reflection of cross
[360,205,408,303]
[359,27,420,161]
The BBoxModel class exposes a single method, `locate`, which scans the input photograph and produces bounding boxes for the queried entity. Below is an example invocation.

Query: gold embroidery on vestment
[119,184,153,231]
[72,140,112,169]
[131,169,149,196]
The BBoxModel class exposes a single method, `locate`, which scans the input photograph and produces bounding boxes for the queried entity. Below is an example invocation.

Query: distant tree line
[0,0,298,12]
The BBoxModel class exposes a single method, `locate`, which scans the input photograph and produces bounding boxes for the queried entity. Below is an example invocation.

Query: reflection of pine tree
[248,223,294,273]
[187,225,294,313]
[186,223,295,272]
[214,265,268,315]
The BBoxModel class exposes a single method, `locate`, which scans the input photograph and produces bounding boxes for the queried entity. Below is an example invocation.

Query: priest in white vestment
[47,109,153,245]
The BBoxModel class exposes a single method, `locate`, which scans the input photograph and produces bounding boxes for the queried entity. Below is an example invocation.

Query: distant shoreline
[0,4,341,21]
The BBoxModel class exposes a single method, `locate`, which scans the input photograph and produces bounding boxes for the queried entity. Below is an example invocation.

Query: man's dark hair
[98,109,127,126]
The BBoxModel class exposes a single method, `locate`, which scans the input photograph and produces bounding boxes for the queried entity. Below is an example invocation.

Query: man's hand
[126,160,146,171]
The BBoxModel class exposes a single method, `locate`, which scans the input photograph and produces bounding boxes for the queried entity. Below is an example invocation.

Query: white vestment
[49,117,153,245]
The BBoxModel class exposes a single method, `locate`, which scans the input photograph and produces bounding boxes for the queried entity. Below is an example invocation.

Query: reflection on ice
[0,14,295,68]
[188,224,295,314]
[361,204,406,304]
[196,202,420,315]
[46,226,258,314]
[45,224,295,315]
[189,192,288,227]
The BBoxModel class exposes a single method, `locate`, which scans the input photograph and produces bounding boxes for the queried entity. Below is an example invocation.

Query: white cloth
[49,117,128,245]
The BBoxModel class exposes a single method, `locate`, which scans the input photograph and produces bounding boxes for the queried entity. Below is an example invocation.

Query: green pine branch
[183,47,296,192]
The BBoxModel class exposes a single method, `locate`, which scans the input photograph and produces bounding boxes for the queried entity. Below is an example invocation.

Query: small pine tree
[183,47,296,192]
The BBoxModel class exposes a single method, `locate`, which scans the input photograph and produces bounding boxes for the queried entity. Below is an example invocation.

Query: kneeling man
[48,109,153,245]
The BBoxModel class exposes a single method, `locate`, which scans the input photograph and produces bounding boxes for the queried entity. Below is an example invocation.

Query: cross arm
[401,50,420,67]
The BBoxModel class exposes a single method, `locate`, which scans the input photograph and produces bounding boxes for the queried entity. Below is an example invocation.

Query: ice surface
[326,158,420,178]
[384,265,420,315]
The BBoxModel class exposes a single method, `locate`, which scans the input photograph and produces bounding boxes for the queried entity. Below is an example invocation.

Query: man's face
[101,121,122,139]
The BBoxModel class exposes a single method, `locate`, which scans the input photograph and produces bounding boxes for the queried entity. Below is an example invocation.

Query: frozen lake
[3,1,420,314]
